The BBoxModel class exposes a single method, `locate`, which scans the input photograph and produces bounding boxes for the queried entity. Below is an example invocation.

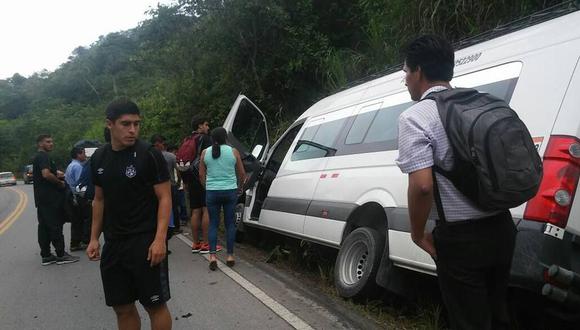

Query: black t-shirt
[91,140,170,240]
[32,151,64,207]
[197,133,212,152]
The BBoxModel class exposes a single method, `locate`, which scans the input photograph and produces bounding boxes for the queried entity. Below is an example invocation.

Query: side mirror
[251,144,263,158]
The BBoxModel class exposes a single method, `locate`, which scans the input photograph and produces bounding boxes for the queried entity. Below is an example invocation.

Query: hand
[57,170,65,179]
[416,232,437,259]
[147,239,166,267]
[87,240,101,261]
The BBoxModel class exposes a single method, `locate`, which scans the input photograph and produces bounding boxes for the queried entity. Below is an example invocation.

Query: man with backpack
[396,35,541,329]
[176,115,221,254]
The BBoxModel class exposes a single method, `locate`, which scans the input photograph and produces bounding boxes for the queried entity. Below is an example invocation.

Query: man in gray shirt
[151,135,179,234]
[396,35,515,329]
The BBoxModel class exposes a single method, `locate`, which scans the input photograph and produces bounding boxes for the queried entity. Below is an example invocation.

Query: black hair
[402,34,454,82]
[105,97,140,121]
[150,134,166,145]
[70,147,84,159]
[166,144,177,152]
[210,127,227,159]
[103,127,111,143]
[36,134,51,144]
[191,115,209,131]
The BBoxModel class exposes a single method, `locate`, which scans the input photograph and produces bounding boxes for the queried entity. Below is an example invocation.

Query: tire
[334,227,385,299]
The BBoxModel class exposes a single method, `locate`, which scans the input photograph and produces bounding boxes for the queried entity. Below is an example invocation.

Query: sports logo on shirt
[125,165,137,178]
[97,168,104,175]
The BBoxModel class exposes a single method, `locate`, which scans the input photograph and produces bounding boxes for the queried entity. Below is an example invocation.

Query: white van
[223,6,580,306]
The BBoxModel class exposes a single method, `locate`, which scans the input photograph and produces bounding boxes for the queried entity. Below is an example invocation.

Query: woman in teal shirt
[199,127,246,270]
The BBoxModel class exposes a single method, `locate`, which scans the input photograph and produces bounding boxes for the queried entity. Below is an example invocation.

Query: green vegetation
[0,0,568,171]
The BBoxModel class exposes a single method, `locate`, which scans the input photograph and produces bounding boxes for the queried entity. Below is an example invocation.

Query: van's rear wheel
[334,227,384,299]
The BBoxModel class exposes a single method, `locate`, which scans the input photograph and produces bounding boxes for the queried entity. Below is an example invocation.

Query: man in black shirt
[187,116,221,254]
[86,98,172,330]
[33,134,80,265]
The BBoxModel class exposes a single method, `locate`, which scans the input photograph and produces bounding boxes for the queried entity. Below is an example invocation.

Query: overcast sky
[0,0,175,80]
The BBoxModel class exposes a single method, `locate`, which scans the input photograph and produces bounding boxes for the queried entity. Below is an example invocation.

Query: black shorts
[100,232,170,307]
[188,178,206,209]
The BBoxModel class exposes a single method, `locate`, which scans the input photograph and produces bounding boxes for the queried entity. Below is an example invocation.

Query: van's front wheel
[334,227,384,299]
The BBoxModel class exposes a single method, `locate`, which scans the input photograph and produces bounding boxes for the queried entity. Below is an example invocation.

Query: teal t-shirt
[204,145,237,191]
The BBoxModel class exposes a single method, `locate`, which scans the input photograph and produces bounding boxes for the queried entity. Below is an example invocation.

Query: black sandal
[209,260,217,271]
[226,259,235,267]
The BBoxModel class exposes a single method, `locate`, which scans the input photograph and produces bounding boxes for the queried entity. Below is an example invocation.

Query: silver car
[0,172,17,186]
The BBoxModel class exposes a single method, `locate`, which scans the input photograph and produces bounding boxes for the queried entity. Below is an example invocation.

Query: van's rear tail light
[524,135,580,228]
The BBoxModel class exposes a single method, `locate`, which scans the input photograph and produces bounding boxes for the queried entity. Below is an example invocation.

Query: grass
[235,228,448,329]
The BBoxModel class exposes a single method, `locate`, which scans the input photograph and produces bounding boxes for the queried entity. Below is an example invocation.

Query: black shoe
[209,260,217,271]
[41,254,57,266]
[56,252,80,265]
[226,259,235,267]
[70,242,88,252]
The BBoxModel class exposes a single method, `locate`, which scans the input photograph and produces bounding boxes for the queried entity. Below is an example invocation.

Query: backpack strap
[432,168,447,223]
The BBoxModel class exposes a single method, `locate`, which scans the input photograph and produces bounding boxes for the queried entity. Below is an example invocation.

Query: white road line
[175,234,314,330]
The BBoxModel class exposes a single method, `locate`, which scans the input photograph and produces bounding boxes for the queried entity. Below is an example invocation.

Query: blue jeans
[206,189,237,254]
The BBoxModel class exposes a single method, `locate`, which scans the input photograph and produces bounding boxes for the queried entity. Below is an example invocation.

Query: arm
[407,168,436,257]
[42,168,65,188]
[233,148,247,191]
[87,186,104,260]
[148,181,172,266]
[199,150,207,188]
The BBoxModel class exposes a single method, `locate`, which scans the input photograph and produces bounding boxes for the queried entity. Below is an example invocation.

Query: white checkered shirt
[396,86,497,222]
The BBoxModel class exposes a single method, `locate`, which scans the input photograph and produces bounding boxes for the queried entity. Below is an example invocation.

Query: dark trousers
[79,197,92,244]
[65,190,84,245]
[171,185,180,232]
[433,211,516,330]
[176,189,188,222]
[37,204,66,258]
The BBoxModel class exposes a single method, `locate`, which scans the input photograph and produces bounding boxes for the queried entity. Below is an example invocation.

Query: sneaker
[56,252,80,265]
[191,242,203,253]
[41,254,57,266]
[200,243,222,254]
[70,242,88,252]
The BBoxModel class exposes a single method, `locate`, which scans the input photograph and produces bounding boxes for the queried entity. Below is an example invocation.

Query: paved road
[0,184,377,330]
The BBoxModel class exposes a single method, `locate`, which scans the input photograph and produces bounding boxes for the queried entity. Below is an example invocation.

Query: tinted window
[337,77,519,156]
[475,78,518,103]
[230,99,267,158]
[345,111,376,145]
[291,117,346,161]
[363,102,411,144]
[267,124,302,173]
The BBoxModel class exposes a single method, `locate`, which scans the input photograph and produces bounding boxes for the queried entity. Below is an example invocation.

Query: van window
[291,117,346,161]
[231,99,267,156]
[267,124,303,173]
[345,111,377,144]
[337,63,520,156]
[339,100,412,154]
[361,102,411,145]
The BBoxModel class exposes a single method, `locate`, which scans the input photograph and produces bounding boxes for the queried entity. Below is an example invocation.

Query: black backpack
[426,88,543,211]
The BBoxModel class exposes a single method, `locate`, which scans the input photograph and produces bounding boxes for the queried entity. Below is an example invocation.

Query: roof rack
[340,0,580,91]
